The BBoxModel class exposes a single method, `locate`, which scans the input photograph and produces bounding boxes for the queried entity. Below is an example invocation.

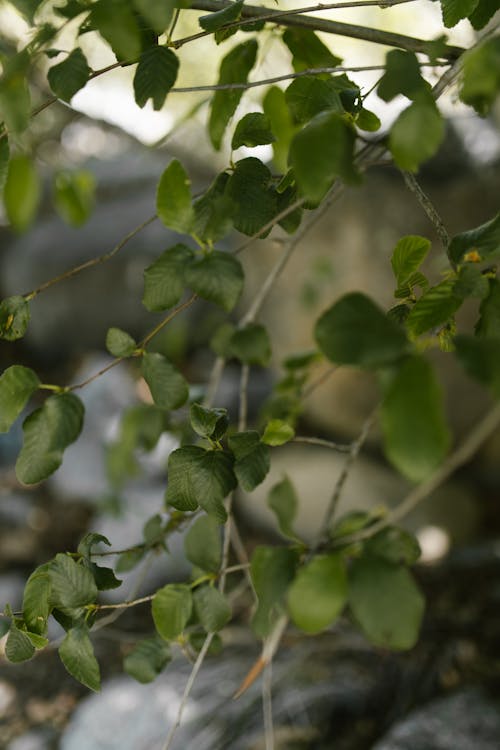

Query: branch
[401,170,451,253]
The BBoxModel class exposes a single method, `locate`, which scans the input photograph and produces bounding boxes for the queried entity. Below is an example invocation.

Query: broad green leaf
[365,527,421,566]
[49,553,98,614]
[380,355,450,482]
[224,157,278,236]
[394,271,429,301]
[105,327,137,357]
[282,28,342,72]
[453,264,489,300]
[4,155,41,232]
[263,86,297,173]
[285,76,343,125]
[184,514,222,573]
[143,514,164,547]
[229,323,271,366]
[90,563,122,591]
[124,636,171,683]
[391,236,431,286]
[315,292,409,369]
[5,625,35,663]
[0,365,40,432]
[22,564,51,635]
[440,0,478,27]
[193,585,231,632]
[228,430,270,491]
[156,160,194,234]
[47,48,91,102]
[0,51,31,133]
[26,631,48,650]
[287,554,347,634]
[133,46,179,110]
[262,420,295,447]
[289,111,360,203]
[199,0,243,31]
[454,335,500,398]
[53,169,95,226]
[476,279,500,338]
[142,352,188,411]
[0,296,30,341]
[0,618,10,638]
[143,244,194,312]
[250,545,298,637]
[192,173,233,244]
[59,625,100,691]
[210,322,236,357]
[406,280,461,336]
[190,403,229,440]
[0,136,9,197]
[378,50,427,102]
[91,0,142,61]
[469,0,499,29]
[460,37,500,116]
[348,555,424,650]
[231,112,275,150]
[356,108,381,132]
[132,0,176,33]
[448,211,500,265]
[16,393,85,485]
[185,251,244,312]
[267,475,299,540]
[208,39,258,150]
[152,584,192,641]
[389,99,444,172]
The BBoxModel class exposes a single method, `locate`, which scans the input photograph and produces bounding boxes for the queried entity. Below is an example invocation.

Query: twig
[203,355,226,409]
[293,436,351,452]
[401,171,451,252]
[262,661,275,750]
[238,363,250,432]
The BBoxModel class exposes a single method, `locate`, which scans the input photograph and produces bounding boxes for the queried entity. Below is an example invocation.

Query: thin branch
[93,593,154,611]
[262,661,275,750]
[401,170,451,253]
[203,355,226,409]
[293,436,351,452]
[238,363,250,432]
[93,551,155,632]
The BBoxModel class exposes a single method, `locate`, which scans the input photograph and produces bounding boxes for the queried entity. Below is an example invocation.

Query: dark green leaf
[460,37,500,116]
[78,533,112,559]
[406,280,461,336]
[142,352,188,411]
[192,173,233,244]
[0,296,30,341]
[59,625,101,691]
[5,625,35,663]
[453,264,490,300]
[378,50,427,102]
[365,527,421,565]
[91,0,142,61]
[124,636,171,683]
[476,278,500,338]
[448,212,500,265]
[132,0,176,33]
[105,327,137,357]
[90,563,122,591]
[231,112,275,149]
[49,553,98,614]
[193,585,231,632]
[143,514,164,547]
[48,48,91,102]
[250,546,298,637]
[468,0,499,29]
[454,335,500,398]
[190,403,229,440]
[0,136,9,197]
[4,154,41,233]
[356,108,381,132]
[440,0,478,27]
[285,76,343,124]
[224,157,278,236]
[133,46,179,110]
[185,251,244,312]
[262,419,295,447]
[22,564,51,635]
[282,28,342,72]
[288,554,347,634]
[53,169,95,226]
[391,235,431,286]
[267,475,299,540]
[229,323,271,366]
[143,244,194,312]
[263,86,297,173]
[228,430,270,491]
[199,0,243,31]
[152,584,192,640]
[184,514,222,573]
[0,365,40,433]
[156,160,194,234]
[389,99,445,172]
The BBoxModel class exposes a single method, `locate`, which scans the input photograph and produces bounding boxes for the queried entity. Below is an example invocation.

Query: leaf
[0,136,10,197]
[133,46,179,110]
[53,169,95,226]
[91,0,142,61]
[16,393,85,485]
[287,554,347,634]
[105,327,137,357]
[454,335,500,398]
[49,553,98,614]
[0,51,31,133]
[59,625,101,691]
[476,279,500,339]
[315,292,409,369]
[0,365,40,433]
[184,514,222,573]
[224,157,278,236]
[156,160,194,234]
[389,99,445,172]
[263,86,297,173]
[356,108,381,132]
[193,585,231,632]
[448,212,500,265]
[141,352,188,411]
[440,0,479,27]
[250,546,298,638]
[143,244,194,312]
[378,50,427,102]
[5,625,35,663]
[190,403,229,440]
[289,111,360,203]
[365,527,421,566]
[22,564,51,635]
[208,39,258,150]
[116,547,146,573]
[47,48,91,102]
[192,173,233,244]
[267,475,299,540]
[285,76,343,125]
[124,636,171,683]
[282,28,342,72]
[468,0,499,29]
[229,323,271,366]
[231,112,275,150]
[185,251,244,312]
[152,584,192,641]
[453,264,489,300]
[380,355,450,482]
[90,563,122,591]
[0,296,30,341]
[262,420,295,447]
[8,0,40,22]
[406,280,461,336]
[348,555,424,650]
[199,0,243,31]
[391,236,431,286]
[460,37,500,116]
[228,431,270,491]
[132,0,176,33]
[4,154,41,233]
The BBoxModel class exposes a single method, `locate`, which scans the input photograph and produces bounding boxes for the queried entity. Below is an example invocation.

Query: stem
[293,436,351,452]
[262,661,274,750]
[401,171,451,254]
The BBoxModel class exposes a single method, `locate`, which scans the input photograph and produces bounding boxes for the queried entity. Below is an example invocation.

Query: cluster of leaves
[0,0,500,699]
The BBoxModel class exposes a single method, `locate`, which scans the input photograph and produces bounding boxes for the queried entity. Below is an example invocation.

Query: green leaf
[285,76,343,125]
[0,296,30,341]
[105,327,137,357]
[287,554,347,634]
[348,555,424,650]
[142,352,188,411]
[0,136,10,197]
[289,111,360,203]
[133,46,179,110]
[263,86,297,173]
[380,355,450,482]
[454,335,500,398]
[90,563,122,591]
[262,420,295,447]
[192,173,233,244]
[0,51,31,133]
[116,547,146,573]
[152,584,192,641]
[53,169,95,226]
[476,279,500,339]
[365,527,421,566]
[25,631,48,650]
[124,636,171,683]
[59,625,101,691]
[49,553,98,614]
[228,430,270,491]
[453,264,489,300]
[406,280,461,336]
[267,475,299,540]
[22,564,51,635]
[143,244,194,312]
[193,585,231,632]
[106,404,165,488]
[315,292,409,369]
[468,0,499,30]
[190,403,229,440]
[356,108,381,132]
[389,99,445,172]
[4,154,41,233]
[185,251,244,312]
[5,625,35,663]
[282,28,342,72]
[231,112,275,150]
[449,212,500,265]
[250,546,298,637]
[460,37,500,116]
[0,365,40,433]
[229,323,271,366]
[199,0,243,31]
[91,0,142,61]
[16,393,85,485]
[208,39,258,150]
[184,514,222,573]
[156,160,194,234]
[378,50,427,102]
[47,48,91,102]
[224,157,278,236]
[8,0,40,22]
[440,0,478,27]
[391,236,431,286]
[132,0,176,33]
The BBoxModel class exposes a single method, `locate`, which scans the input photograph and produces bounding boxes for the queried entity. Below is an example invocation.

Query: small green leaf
[16,393,85,485]
[315,292,409,369]
[460,36,500,115]
[454,335,500,398]
[406,280,461,336]
[116,547,146,573]
[77,532,112,559]
[231,112,275,150]
[193,585,231,632]
[185,251,244,312]
[476,278,500,338]
[365,527,421,566]
[22,564,51,635]
[224,157,278,236]
[105,327,137,357]
[348,555,424,650]
[378,50,427,102]
[190,403,229,440]
[391,236,431,286]
[5,625,35,663]
[199,0,243,31]
[49,553,98,614]
[90,563,122,591]
[192,173,233,244]
[267,475,299,539]
[142,352,188,411]
[59,625,101,691]
[133,46,179,110]
[389,99,445,172]
[53,169,95,226]
[143,244,194,312]
[250,546,298,637]
[448,212,500,265]
[263,86,297,173]
[262,420,295,447]
[152,584,192,641]
[0,296,30,341]
[228,430,270,491]
[0,365,40,433]
[0,51,31,133]
[26,631,48,650]
[285,76,343,125]
[0,136,10,197]
[124,636,171,683]
[282,28,342,72]
[229,323,271,366]
[380,355,450,482]
[356,108,381,132]
[4,154,41,232]
[156,160,194,234]
[91,0,142,61]
[184,514,222,573]
[288,554,347,634]
[440,0,478,27]
[48,48,91,102]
